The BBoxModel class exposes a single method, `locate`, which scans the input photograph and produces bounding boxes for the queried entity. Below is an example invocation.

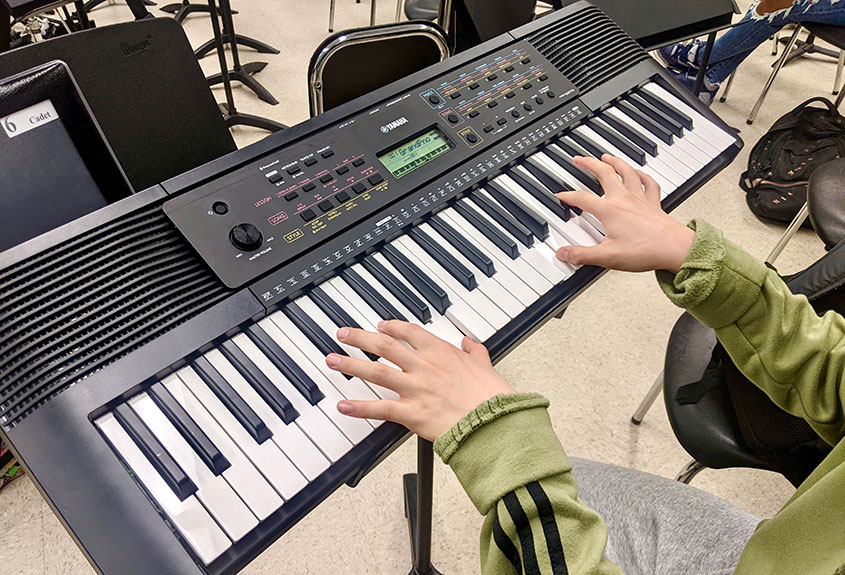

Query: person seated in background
[324,155,844,574]
[659,0,845,105]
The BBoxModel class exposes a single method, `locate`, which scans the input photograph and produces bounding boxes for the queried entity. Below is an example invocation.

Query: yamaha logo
[380,117,408,133]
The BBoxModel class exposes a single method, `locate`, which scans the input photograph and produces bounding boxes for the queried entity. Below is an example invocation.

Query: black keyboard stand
[691,30,717,96]
[204,0,279,106]
[206,0,284,131]
[403,439,443,575]
[159,0,233,23]
[84,0,155,13]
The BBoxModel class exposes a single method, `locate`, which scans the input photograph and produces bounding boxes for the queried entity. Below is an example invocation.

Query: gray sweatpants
[570,458,760,575]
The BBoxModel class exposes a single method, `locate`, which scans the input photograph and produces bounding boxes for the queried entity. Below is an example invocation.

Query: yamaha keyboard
[0,3,741,574]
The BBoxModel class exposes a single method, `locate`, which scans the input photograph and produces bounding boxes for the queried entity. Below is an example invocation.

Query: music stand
[205,0,283,131]
[204,0,278,105]
[159,0,233,23]
[84,0,154,13]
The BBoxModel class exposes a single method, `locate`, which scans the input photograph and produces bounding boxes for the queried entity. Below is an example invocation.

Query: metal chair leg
[328,0,336,32]
[631,369,664,425]
[719,69,737,103]
[747,25,803,125]
[395,0,402,21]
[772,31,779,56]
[370,0,376,25]
[675,460,706,484]
[766,201,810,266]
[837,84,845,109]
[835,50,845,95]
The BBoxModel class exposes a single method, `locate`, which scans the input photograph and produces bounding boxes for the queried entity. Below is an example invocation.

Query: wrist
[661,220,696,274]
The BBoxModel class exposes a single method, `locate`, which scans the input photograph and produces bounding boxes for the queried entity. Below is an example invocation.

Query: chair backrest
[0,17,236,192]
[308,21,450,117]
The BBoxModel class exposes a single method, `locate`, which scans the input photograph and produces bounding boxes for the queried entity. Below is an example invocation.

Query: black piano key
[148,382,231,476]
[428,215,496,277]
[308,287,379,361]
[361,256,432,323]
[245,324,325,406]
[508,166,573,221]
[568,131,610,161]
[557,135,598,160]
[219,340,299,424]
[541,146,604,196]
[471,190,534,247]
[486,179,549,240]
[113,403,198,501]
[600,112,659,157]
[637,88,693,130]
[192,356,273,444]
[342,267,408,322]
[616,100,674,144]
[453,202,520,260]
[627,93,684,137]
[382,244,451,315]
[587,118,646,165]
[408,228,478,291]
[284,301,347,359]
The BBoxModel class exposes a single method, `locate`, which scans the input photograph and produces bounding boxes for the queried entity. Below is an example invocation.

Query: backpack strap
[674,345,727,404]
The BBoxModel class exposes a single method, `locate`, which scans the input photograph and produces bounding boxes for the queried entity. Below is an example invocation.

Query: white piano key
[231,333,362,458]
[128,393,259,542]
[497,172,600,247]
[160,374,283,520]
[266,312,376,444]
[96,413,232,565]
[418,220,528,316]
[470,191,573,282]
[176,366,311,498]
[369,252,467,346]
[205,348,351,477]
[641,83,735,151]
[393,236,497,342]
[443,205,551,300]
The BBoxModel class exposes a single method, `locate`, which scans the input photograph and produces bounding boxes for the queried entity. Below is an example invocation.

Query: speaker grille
[0,202,231,428]
[526,6,648,93]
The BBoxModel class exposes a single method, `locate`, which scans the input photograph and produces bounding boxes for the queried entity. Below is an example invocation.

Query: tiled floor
[1,1,836,573]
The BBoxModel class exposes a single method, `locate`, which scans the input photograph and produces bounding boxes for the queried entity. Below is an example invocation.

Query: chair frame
[308,20,450,116]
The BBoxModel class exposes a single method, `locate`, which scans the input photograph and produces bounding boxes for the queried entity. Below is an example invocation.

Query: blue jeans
[706,0,845,84]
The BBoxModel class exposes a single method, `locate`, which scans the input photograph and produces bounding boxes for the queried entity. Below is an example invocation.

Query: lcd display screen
[378,127,453,179]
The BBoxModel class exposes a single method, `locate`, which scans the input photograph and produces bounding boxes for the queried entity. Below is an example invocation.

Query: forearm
[658,220,845,445]
[436,394,622,575]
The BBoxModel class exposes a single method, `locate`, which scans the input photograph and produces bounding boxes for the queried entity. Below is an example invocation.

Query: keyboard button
[447,113,460,124]
[505,65,514,72]
[318,200,334,212]
[336,165,350,175]
[497,118,507,126]
[352,157,366,167]
[368,173,384,185]
[284,191,299,201]
[321,149,335,158]
[319,174,334,184]
[469,82,480,90]
[301,209,317,222]
[267,171,283,184]
[483,125,495,133]
[336,191,350,202]
[488,101,498,109]
[523,82,533,90]
[521,57,531,64]
[351,182,366,194]
[450,91,461,99]
[304,157,318,167]
[539,74,548,81]
[487,74,498,81]
[303,182,317,192]
[534,96,544,105]
[511,110,520,118]
[504,92,515,99]
[468,110,480,118]
[287,166,302,176]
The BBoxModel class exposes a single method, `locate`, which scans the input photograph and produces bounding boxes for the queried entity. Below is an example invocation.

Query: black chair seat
[404,0,438,21]
[805,22,845,51]
[808,158,845,249]
[662,313,772,471]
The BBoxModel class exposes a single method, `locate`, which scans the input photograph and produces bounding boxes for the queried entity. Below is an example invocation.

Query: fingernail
[337,327,350,340]
[377,320,387,331]
[337,401,354,415]
[556,247,569,262]
[326,354,342,368]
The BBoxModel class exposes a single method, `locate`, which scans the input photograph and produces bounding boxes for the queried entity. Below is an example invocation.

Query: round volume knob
[229,223,263,252]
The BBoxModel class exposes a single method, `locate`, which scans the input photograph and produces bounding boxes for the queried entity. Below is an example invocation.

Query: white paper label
[1,100,59,139]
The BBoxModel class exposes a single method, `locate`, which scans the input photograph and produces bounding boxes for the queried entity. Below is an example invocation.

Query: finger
[637,170,661,204]
[326,353,411,392]
[461,337,492,362]
[377,319,441,351]
[337,326,422,369]
[601,154,641,190]
[337,399,409,423]
[556,242,618,268]
[556,189,606,218]
[572,155,623,194]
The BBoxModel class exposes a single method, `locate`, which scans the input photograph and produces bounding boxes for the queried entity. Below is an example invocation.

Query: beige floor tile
[0,476,44,526]
[0,514,44,574]
[42,511,97,575]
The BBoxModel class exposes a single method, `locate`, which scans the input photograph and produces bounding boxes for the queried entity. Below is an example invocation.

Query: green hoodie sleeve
[657,220,845,446]
[434,393,623,575]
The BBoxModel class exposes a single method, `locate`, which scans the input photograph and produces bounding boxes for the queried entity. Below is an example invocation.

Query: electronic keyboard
[0,3,741,574]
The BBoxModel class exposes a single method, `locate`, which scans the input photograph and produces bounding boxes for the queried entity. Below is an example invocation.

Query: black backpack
[675,241,845,487]
[741,97,845,226]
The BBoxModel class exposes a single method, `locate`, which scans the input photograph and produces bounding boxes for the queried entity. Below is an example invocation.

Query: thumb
[461,337,491,361]
[556,242,616,268]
